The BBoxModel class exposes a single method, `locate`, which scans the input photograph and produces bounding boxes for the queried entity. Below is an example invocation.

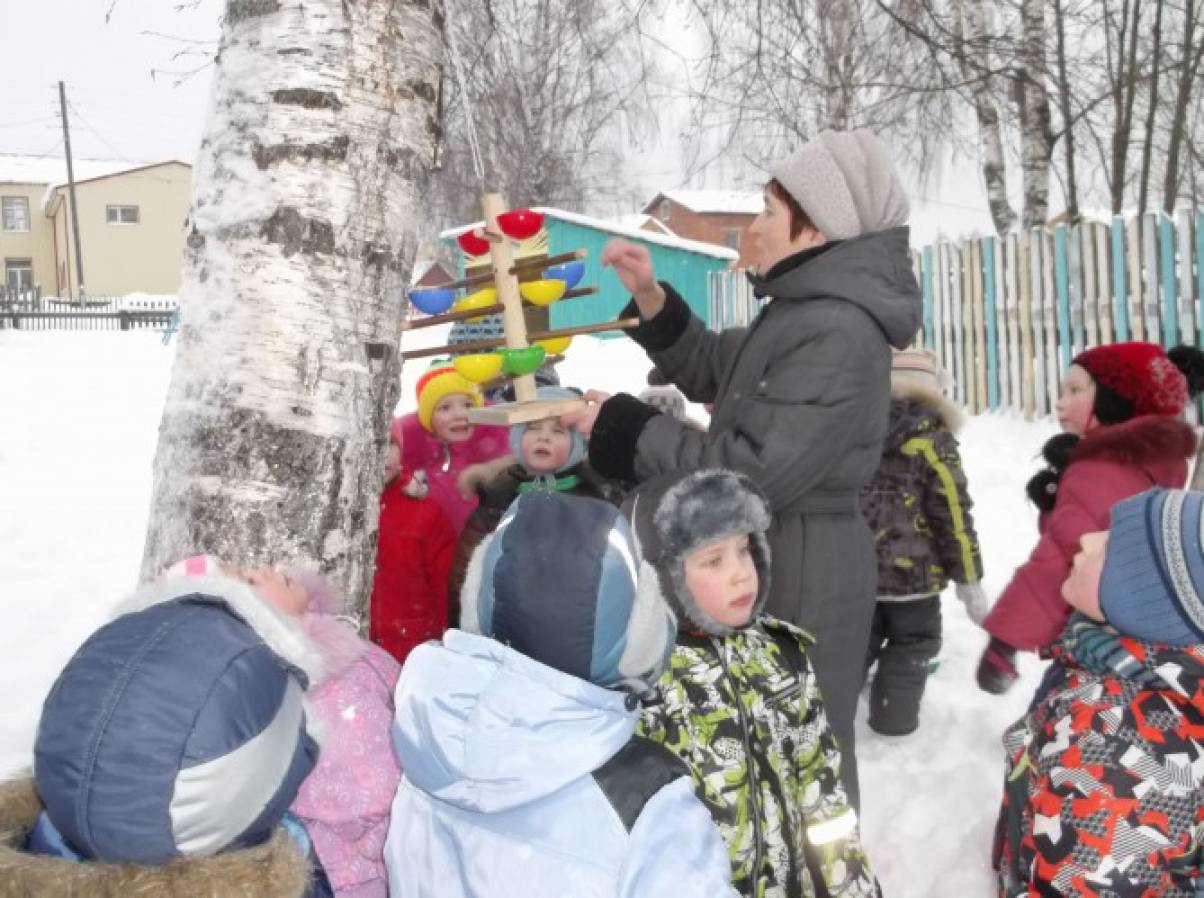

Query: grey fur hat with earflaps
[624,469,773,636]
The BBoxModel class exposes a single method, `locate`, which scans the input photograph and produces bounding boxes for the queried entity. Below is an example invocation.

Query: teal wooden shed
[440,207,738,334]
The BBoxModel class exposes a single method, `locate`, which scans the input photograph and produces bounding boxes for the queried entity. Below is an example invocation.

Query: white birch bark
[141,0,442,619]
[1019,0,1053,227]
[957,0,1016,235]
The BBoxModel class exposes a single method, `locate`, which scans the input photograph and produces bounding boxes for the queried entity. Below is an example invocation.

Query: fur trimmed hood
[1070,414,1198,468]
[0,780,312,898]
[115,570,325,687]
[889,380,963,434]
[625,470,773,636]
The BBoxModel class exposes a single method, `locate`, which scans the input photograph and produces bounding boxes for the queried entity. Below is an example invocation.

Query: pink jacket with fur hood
[983,416,1197,652]
[289,573,401,898]
[398,412,509,534]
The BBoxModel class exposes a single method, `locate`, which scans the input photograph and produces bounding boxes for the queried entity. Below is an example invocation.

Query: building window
[1,197,30,232]
[723,227,741,250]
[5,259,33,292]
[106,205,140,225]
[659,199,671,221]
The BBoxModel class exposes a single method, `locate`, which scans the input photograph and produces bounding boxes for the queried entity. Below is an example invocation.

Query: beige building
[0,155,192,298]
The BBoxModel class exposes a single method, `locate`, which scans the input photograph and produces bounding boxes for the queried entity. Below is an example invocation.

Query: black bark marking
[261,206,336,257]
[403,79,437,103]
[271,88,344,111]
[252,135,350,169]
[226,0,281,25]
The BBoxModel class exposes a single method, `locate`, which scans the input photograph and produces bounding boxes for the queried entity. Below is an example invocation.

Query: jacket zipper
[714,637,764,893]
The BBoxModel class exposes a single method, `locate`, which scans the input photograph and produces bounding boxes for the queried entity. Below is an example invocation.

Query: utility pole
[58,81,86,302]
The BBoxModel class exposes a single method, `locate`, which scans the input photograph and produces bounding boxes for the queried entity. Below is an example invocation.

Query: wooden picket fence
[708,208,1204,419]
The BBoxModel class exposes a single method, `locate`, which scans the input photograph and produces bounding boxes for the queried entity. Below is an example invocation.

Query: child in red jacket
[369,419,457,665]
[977,342,1203,694]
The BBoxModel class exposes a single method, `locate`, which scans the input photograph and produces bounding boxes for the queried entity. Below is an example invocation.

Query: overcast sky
[2,0,222,164]
[0,0,993,242]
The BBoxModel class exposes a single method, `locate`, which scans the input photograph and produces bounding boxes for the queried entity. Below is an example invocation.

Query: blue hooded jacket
[383,492,737,897]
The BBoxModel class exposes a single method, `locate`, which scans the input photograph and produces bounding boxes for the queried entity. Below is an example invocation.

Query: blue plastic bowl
[409,288,456,315]
[543,261,584,290]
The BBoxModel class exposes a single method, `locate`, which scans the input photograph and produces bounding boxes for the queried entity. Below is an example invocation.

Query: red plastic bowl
[496,209,544,240]
[457,230,491,257]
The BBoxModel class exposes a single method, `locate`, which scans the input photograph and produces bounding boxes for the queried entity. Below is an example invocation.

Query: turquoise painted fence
[706,208,1203,419]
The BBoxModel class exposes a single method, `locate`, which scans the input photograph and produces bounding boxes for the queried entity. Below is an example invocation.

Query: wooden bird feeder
[402,193,637,425]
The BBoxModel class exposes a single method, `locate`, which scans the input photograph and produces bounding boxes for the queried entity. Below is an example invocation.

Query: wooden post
[971,239,987,412]
[481,193,536,402]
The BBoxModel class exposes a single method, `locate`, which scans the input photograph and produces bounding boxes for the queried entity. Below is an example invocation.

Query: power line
[66,99,136,163]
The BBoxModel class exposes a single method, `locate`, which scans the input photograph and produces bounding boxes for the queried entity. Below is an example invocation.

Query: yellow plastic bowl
[453,352,503,384]
[454,287,498,321]
[536,335,573,355]
[519,279,567,307]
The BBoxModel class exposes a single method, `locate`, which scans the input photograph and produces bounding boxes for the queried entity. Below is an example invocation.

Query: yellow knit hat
[416,366,483,432]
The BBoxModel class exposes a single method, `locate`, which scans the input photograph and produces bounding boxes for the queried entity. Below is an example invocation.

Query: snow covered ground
[0,327,1057,895]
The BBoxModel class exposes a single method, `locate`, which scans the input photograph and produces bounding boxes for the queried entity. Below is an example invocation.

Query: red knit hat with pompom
[1073,342,1189,417]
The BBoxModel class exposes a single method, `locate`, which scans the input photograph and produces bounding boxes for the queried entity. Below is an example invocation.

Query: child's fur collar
[890,380,963,433]
[1071,415,1198,466]
[0,779,311,898]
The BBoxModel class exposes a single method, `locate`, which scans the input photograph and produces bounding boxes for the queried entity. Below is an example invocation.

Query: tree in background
[670,0,1204,232]
[141,0,442,619]
[426,0,657,228]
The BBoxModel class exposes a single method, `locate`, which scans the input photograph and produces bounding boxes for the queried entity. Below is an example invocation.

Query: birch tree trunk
[957,0,1015,235]
[141,0,442,619]
[1019,0,1053,227]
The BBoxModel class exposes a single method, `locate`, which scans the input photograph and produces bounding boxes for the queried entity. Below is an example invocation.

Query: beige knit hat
[890,349,941,392]
[768,129,909,240]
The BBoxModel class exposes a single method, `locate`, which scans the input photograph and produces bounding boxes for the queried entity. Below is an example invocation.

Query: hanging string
[442,0,487,191]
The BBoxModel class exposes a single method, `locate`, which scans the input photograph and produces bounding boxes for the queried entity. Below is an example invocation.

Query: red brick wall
[644,197,756,268]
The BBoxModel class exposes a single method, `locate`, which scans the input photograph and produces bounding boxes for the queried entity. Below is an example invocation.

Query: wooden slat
[1176,208,1196,350]
[1111,216,1130,341]
[400,318,641,360]
[1081,223,1099,348]
[1018,231,1036,420]
[1095,223,1113,344]
[971,239,988,412]
[1005,233,1022,414]
[1126,215,1145,340]
[1068,224,1086,353]
[950,242,966,407]
[1159,212,1179,346]
[921,248,935,350]
[1042,228,1060,414]
[1142,213,1160,344]
[934,244,948,375]
[1053,225,1073,372]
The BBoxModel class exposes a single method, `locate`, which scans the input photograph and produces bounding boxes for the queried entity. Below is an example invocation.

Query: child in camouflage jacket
[628,470,880,898]
[861,349,984,735]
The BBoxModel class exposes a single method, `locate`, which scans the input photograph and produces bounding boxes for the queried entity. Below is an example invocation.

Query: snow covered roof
[608,213,676,236]
[440,206,738,261]
[651,189,762,216]
[0,154,187,187]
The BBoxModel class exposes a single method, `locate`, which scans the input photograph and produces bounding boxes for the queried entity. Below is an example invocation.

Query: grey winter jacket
[588,230,921,800]
[622,231,919,613]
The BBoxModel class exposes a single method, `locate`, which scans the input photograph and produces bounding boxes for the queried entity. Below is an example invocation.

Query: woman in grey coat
[567,129,922,807]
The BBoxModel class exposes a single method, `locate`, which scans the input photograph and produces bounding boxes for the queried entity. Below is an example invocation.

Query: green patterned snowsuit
[638,618,880,898]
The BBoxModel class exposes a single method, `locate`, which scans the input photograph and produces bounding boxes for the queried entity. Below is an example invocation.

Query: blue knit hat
[508,386,587,473]
[1099,489,1204,646]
